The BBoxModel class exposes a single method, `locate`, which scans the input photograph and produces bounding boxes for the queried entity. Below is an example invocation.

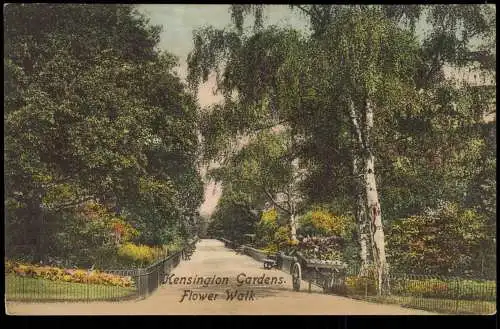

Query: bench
[263,254,278,270]
[182,248,194,260]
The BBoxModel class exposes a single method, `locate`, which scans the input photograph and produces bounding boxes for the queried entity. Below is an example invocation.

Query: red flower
[113,222,125,235]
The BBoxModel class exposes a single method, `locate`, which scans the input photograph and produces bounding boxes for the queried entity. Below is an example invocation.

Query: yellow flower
[261,208,278,223]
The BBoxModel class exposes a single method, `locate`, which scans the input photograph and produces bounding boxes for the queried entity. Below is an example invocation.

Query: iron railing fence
[219,238,496,315]
[5,274,139,302]
[5,237,199,303]
[321,270,496,315]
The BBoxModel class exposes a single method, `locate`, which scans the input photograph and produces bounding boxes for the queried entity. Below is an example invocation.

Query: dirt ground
[6,239,438,315]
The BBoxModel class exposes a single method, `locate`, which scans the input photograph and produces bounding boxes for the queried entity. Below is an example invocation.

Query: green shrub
[387,277,496,301]
[261,245,278,254]
[342,276,378,296]
[261,208,278,223]
[164,236,186,254]
[334,272,496,302]
[296,236,345,262]
[387,202,491,277]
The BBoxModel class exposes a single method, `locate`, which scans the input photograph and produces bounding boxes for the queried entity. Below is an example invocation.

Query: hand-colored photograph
[4,4,496,316]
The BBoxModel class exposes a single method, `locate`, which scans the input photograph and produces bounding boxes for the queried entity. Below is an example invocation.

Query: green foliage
[192,6,496,283]
[387,202,491,277]
[295,236,345,262]
[254,207,296,251]
[298,207,353,238]
[261,208,278,223]
[341,276,378,296]
[273,226,292,250]
[391,278,496,301]
[339,275,496,302]
[207,190,259,245]
[4,4,203,262]
[254,217,278,249]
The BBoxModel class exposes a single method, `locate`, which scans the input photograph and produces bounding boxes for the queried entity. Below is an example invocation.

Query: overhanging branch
[50,196,95,212]
[263,187,291,214]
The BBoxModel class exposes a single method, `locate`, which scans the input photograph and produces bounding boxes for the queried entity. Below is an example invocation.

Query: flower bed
[5,260,133,288]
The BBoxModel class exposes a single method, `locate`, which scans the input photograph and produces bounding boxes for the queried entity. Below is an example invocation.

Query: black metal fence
[5,238,198,303]
[319,269,496,315]
[220,238,496,315]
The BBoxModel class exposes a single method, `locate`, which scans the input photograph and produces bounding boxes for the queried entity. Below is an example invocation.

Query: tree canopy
[5,4,204,264]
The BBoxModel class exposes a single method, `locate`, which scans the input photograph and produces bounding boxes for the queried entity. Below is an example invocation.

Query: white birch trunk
[353,155,371,275]
[290,212,298,242]
[288,156,302,243]
[364,151,388,294]
[363,99,388,295]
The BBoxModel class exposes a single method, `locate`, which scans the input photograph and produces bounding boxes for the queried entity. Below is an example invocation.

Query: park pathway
[6,239,437,315]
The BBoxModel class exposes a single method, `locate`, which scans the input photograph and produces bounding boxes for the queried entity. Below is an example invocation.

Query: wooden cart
[288,252,347,293]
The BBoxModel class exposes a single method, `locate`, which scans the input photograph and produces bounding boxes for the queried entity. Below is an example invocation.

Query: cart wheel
[292,262,302,292]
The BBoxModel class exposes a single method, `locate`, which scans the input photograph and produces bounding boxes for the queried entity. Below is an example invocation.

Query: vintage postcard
[4,4,496,316]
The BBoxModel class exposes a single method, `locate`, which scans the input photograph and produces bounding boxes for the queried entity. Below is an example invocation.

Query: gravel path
[6,239,437,315]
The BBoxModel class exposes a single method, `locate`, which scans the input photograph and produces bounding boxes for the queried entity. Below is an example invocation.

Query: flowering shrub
[387,201,489,276]
[117,243,165,267]
[255,208,280,249]
[79,201,138,243]
[274,226,291,248]
[110,218,139,243]
[298,208,352,238]
[343,276,378,296]
[5,260,133,287]
[261,208,278,223]
[295,236,345,262]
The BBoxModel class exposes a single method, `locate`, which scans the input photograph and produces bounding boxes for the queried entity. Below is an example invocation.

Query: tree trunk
[353,155,371,275]
[288,156,302,244]
[30,192,45,263]
[362,98,389,295]
[290,212,298,243]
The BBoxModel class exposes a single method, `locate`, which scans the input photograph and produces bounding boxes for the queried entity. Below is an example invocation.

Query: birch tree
[207,129,306,242]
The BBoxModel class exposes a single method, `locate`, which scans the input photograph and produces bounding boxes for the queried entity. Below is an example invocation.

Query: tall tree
[4,4,204,260]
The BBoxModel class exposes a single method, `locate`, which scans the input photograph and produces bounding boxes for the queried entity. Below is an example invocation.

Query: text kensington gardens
[165,273,286,287]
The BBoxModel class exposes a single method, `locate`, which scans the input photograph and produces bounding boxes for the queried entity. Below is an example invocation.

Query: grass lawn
[356,294,496,315]
[5,274,137,302]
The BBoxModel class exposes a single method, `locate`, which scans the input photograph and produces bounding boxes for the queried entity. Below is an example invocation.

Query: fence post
[455,279,460,313]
